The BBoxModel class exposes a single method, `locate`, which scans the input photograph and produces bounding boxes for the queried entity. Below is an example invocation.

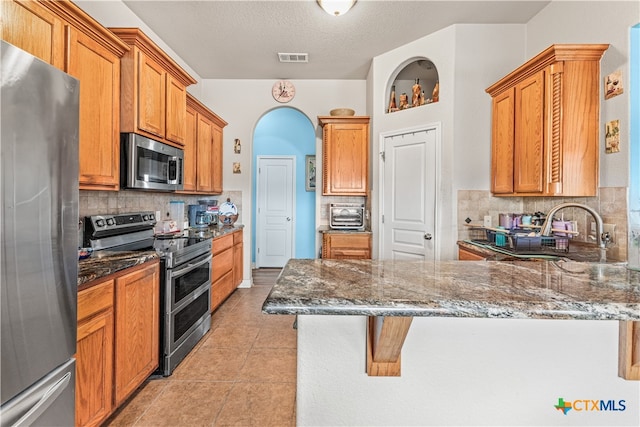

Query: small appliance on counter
[199,199,219,226]
[188,204,209,228]
[329,203,365,230]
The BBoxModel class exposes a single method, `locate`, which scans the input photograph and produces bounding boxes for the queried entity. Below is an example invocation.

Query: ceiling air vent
[278,53,309,63]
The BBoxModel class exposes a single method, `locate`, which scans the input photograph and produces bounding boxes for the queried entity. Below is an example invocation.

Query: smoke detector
[278,53,309,63]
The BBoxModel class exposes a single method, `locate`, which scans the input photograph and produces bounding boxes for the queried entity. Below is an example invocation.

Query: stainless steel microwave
[121,133,183,191]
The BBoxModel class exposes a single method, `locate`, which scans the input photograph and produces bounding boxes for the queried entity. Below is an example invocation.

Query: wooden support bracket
[366,316,413,376]
[619,320,640,380]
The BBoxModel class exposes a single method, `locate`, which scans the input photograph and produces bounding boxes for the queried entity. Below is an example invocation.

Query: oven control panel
[85,211,157,239]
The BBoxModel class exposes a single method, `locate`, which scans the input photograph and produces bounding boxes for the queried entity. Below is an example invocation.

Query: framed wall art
[306,155,316,191]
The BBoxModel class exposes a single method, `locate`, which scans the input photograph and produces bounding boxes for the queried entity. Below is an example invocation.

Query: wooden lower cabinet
[76,279,114,427]
[114,261,160,406]
[233,230,243,287]
[211,229,243,311]
[322,233,371,259]
[458,247,487,261]
[75,260,159,426]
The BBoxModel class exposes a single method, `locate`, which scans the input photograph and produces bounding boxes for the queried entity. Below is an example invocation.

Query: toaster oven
[329,203,365,230]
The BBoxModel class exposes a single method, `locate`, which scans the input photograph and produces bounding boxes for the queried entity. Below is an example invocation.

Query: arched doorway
[252,107,316,267]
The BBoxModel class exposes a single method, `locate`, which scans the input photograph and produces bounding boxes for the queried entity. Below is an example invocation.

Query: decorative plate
[219,201,238,217]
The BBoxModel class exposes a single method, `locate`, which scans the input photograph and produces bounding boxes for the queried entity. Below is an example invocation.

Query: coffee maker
[188,204,208,228]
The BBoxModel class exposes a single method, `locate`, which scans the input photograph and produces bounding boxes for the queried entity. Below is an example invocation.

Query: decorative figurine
[399,92,409,110]
[388,85,398,113]
[411,78,421,107]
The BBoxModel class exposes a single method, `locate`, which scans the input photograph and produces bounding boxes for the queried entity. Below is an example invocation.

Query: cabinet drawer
[212,233,234,254]
[328,234,371,249]
[211,247,233,282]
[331,249,371,259]
[458,248,487,261]
[78,279,114,322]
[211,269,234,311]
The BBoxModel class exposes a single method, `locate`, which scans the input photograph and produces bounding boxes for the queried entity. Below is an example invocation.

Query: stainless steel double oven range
[84,211,212,376]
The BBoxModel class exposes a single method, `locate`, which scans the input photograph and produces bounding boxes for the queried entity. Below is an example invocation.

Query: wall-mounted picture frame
[306,155,316,191]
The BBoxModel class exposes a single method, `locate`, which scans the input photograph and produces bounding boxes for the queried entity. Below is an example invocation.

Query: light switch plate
[483,216,492,228]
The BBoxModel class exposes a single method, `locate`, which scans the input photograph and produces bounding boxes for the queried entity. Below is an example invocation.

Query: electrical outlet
[591,222,616,243]
[483,216,492,228]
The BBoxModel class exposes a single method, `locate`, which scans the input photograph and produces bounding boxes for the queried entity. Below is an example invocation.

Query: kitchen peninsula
[263,259,640,426]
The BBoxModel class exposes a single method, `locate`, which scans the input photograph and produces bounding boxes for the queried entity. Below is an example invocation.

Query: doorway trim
[378,122,442,260]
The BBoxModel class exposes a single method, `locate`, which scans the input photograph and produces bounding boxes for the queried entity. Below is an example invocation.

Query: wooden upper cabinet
[183,103,198,192]
[137,52,166,139]
[486,44,608,197]
[185,93,227,195]
[67,26,127,190]
[196,114,214,192]
[1,0,65,69]
[109,28,196,149]
[490,88,515,194]
[166,75,187,145]
[318,116,370,196]
[3,1,129,191]
[211,125,224,194]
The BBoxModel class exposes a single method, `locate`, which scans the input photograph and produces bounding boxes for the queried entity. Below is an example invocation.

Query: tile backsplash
[80,190,243,226]
[457,187,627,261]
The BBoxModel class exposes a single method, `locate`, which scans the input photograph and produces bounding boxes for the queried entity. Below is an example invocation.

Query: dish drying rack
[464,223,578,253]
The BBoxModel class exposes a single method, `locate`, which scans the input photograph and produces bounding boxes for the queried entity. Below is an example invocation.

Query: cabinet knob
[424,233,432,240]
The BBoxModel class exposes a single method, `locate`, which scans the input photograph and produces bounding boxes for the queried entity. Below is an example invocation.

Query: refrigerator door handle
[13,372,71,427]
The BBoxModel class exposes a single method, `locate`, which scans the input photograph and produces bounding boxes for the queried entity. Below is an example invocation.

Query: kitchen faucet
[540,203,609,262]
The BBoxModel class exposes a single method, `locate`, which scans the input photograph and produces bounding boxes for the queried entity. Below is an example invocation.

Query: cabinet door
[165,75,186,146]
[76,279,114,427]
[76,309,114,427]
[490,88,515,194]
[211,125,223,194]
[2,0,65,69]
[67,27,121,190]
[323,123,369,195]
[233,241,243,287]
[323,234,371,259]
[114,262,159,406]
[137,52,166,139]
[182,106,198,192]
[196,115,213,192]
[514,71,545,194]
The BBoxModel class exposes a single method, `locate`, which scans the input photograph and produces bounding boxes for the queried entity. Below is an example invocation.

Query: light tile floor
[105,269,296,426]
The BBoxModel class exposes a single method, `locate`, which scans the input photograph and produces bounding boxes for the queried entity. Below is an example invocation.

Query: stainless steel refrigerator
[1,41,79,426]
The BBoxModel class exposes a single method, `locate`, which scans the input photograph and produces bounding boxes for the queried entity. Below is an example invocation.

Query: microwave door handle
[168,156,179,183]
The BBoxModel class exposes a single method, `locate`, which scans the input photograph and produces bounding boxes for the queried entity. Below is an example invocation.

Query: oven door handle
[171,253,213,277]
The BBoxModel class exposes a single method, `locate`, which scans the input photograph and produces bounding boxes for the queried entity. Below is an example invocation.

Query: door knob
[424,233,432,240]
[286,217,291,221]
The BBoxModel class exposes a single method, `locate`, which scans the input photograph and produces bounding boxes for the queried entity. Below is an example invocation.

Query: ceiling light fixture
[317,0,357,17]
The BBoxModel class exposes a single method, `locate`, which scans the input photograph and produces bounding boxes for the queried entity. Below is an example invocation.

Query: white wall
[297,315,640,426]
[198,79,366,270]
[526,1,639,188]
[369,24,526,260]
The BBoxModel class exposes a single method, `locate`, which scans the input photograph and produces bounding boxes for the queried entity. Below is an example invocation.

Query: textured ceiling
[120,0,550,80]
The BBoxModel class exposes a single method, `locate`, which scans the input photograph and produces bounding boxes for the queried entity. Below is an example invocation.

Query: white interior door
[256,156,295,267]
[381,127,438,260]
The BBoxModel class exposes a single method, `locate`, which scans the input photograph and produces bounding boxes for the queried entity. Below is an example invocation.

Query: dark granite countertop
[77,225,244,289]
[78,250,159,288]
[262,258,640,320]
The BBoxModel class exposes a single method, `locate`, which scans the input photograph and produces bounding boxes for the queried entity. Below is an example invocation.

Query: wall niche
[386,58,439,113]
